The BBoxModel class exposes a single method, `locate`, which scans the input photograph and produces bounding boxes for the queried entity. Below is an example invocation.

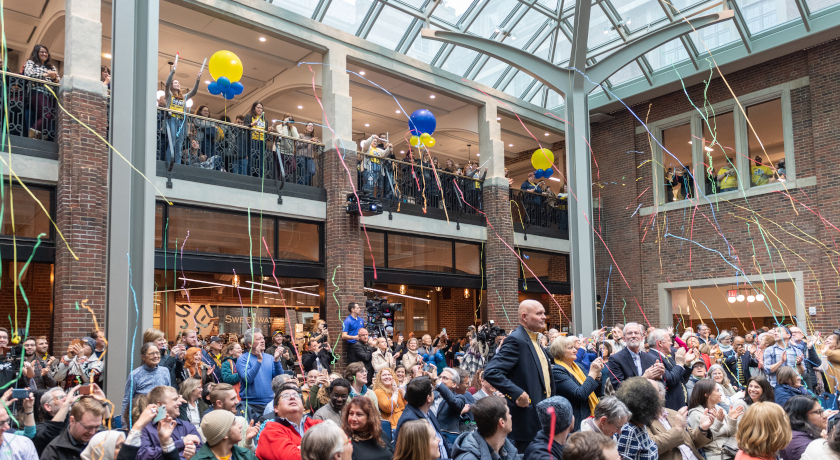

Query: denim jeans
[231,158,249,176]
[364,163,383,195]
[296,156,315,185]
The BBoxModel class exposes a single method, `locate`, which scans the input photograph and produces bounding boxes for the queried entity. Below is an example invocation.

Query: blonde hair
[549,335,576,361]
[393,420,433,460]
[372,367,395,395]
[143,328,165,343]
[736,402,791,458]
[179,377,203,402]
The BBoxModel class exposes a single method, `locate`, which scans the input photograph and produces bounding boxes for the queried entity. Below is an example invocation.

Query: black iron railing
[509,188,568,237]
[156,107,324,187]
[0,71,59,141]
[356,152,483,214]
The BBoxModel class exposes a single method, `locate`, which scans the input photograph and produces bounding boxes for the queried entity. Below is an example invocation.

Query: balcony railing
[156,107,324,187]
[355,152,484,215]
[509,188,568,238]
[0,70,58,142]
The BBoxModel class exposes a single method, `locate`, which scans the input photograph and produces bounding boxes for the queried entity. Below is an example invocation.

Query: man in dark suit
[394,375,450,456]
[484,300,556,454]
[723,335,757,389]
[647,328,692,410]
[606,322,665,390]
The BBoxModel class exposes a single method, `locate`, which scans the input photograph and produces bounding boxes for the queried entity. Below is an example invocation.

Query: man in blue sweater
[236,327,286,422]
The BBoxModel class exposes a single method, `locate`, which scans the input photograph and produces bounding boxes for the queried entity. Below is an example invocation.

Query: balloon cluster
[532,148,555,178]
[206,50,245,100]
[408,109,437,148]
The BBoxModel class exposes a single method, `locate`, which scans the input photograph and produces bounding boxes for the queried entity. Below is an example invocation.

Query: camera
[365,297,402,338]
[476,322,504,344]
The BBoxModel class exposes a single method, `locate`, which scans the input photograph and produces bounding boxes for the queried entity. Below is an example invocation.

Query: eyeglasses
[809,409,824,416]
[145,352,161,357]
[77,421,101,432]
[279,392,302,401]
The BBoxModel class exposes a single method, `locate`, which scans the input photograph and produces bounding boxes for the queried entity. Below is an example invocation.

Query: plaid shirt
[763,343,803,386]
[23,60,59,82]
[617,423,658,460]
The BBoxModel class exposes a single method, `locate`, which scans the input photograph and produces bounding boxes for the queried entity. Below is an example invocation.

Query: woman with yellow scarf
[550,335,605,432]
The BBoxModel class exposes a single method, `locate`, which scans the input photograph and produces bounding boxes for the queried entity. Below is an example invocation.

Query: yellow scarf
[556,359,599,416]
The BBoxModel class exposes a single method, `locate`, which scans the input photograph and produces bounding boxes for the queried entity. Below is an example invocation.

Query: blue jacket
[236,352,285,405]
[435,382,466,434]
[137,418,202,460]
[775,384,808,407]
[523,431,563,460]
[394,404,449,453]
[575,347,597,373]
[551,363,602,432]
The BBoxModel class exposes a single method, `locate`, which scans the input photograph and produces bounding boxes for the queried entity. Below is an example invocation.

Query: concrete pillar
[53,0,108,364]
[321,49,364,372]
[104,0,158,402]
[478,101,518,332]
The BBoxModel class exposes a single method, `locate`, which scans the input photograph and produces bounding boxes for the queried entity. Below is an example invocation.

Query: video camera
[476,320,504,344]
[365,297,402,338]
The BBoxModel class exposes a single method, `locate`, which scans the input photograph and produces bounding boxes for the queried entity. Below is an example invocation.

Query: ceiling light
[728,296,736,303]
[364,287,431,303]
[400,150,405,153]
[496,117,501,120]
[430,95,436,98]
[737,294,745,302]
[688,141,692,144]
[102,53,112,59]
[178,277,276,293]
[747,295,755,303]
[756,293,765,301]
[365,123,370,127]
[297,105,303,109]
[259,37,266,42]
[549,177,561,182]
[205,80,210,84]
[476,153,480,156]
[509,144,513,147]
[545,133,549,136]
[705,146,713,152]
[396,110,401,114]
[246,281,320,297]
[359,71,366,75]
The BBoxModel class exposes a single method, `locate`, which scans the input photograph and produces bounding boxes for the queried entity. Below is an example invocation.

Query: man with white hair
[605,322,664,390]
[484,300,556,454]
[647,328,692,410]
[235,327,286,422]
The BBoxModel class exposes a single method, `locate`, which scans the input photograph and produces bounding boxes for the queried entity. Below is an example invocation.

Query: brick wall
[324,149,367,371]
[592,40,840,331]
[54,89,109,352]
[482,184,519,333]
[0,262,53,340]
[435,288,478,338]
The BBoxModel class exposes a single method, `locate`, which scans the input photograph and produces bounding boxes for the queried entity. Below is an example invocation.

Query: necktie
[632,352,642,376]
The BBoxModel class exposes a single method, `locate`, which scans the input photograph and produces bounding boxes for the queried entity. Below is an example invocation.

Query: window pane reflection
[364,232,385,267]
[702,112,738,194]
[747,98,786,187]
[455,242,481,275]
[388,234,452,272]
[661,123,693,202]
[521,250,568,282]
[166,207,274,257]
[1,186,51,239]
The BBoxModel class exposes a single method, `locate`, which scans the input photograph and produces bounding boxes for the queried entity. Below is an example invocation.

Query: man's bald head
[519,300,546,332]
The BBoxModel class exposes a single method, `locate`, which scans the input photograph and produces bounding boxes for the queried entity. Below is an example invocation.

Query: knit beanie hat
[537,396,573,435]
[201,410,235,446]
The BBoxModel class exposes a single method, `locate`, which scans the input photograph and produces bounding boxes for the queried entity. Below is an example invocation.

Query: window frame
[648,79,797,210]
[364,229,483,275]
[0,183,56,242]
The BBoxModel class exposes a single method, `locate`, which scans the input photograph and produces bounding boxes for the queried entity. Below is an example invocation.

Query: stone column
[54,0,109,359]
[321,49,364,372]
[478,101,518,332]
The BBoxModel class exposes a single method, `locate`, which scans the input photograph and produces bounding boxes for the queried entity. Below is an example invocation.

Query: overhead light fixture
[178,277,277,293]
[259,37,267,42]
[737,294,745,302]
[705,146,713,152]
[509,144,513,147]
[545,133,550,136]
[359,71,366,75]
[246,281,321,297]
[464,289,470,299]
[549,177,561,182]
[102,53,112,59]
[496,117,501,120]
[232,275,240,288]
[755,293,765,302]
[205,80,210,84]
[435,287,442,291]
[365,123,370,127]
[364,287,431,303]
[298,105,303,109]
[476,153,480,156]
[747,295,755,303]
[688,141,692,144]
[396,110,401,114]
[430,95,436,99]
[400,150,405,153]
[400,285,407,295]
[728,296,736,303]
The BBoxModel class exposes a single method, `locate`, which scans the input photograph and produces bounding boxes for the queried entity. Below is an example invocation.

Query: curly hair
[615,377,661,427]
[736,402,791,458]
[341,396,384,446]
[372,367,395,394]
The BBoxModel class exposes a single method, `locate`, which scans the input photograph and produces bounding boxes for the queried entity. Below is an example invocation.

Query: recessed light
[544,133,549,136]
[102,53,112,59]
[508,144,513,147]
[396,110,401,114]
[476,153,480,156]
[496,117,501,120]
[298,105,303,109]
[205,80,210,84]
[259,37,266,42]
[360,71,366,75]
[365,124,370,127]
[688,141,693,144]
[400,150,405,154]
[430,95,436,99]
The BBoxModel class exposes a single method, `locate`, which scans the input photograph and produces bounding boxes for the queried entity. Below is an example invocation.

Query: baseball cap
[209,336,223,343]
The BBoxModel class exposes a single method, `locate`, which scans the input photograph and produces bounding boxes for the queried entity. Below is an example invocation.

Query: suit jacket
[649,408,712,460]
[648,349,690,411]
[606,347,659,390]
[484,325,556,444]
[351,342,375,385]
[551,363,602,432]
[722,351,757,388]
[394,404,450,453]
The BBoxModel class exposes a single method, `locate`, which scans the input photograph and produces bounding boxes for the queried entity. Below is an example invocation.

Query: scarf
[556,359,599,415]
[719,344,734,354]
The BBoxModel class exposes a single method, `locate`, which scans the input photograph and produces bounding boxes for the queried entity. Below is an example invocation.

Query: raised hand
[246,419,259,440]
[729,404,745,420]
[700,408,715,431]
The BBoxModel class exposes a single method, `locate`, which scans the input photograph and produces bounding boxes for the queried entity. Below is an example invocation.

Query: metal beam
[726,0,752,54]
[792,0,812,31]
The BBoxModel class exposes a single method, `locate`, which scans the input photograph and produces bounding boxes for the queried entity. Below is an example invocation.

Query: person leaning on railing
[297,122,320,186]
[273,114,299,182]
[23,44,60,140]
[243,101,267,178]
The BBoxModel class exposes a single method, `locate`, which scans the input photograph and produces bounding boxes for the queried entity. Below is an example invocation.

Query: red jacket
[256,417,323,460]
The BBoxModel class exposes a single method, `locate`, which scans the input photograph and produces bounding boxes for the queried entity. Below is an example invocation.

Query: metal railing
[156,107,324,187]
[0,70,59,141]
[509,188,568,237]
[356,152,483,214]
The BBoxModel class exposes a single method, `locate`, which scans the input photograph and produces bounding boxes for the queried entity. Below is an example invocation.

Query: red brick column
[323,149,366,372]
[482,184,519,332]
[53,89,109,353]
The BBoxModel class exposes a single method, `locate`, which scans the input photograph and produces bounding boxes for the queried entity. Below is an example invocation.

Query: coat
[255,417,323,460]
[649,408,712,460]
[775,384,808,407]
[352,342,375,385]
[401,350,421,371]
[372,349,394,373]
[723,351,757,388]
[451,431,517,460]
[33,420,67,456]
[194,444,257,460]
[780,429,819,460]
[801,439,840,460]
[40,427,87,460]
[394,404,449,453]
[648,349,690,410]
[606,347,660,390]
[484,325,556,446]
[551,363,601,432]
[687,406,737,460]
[137,418,202,460]
[522,431,563,460]
[435,382,467,434]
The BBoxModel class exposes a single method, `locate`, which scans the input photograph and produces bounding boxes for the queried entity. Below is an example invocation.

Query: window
[364,232,385,267]
[388,234,453,272]
[702,112,738,194]
[520,250,567,282]
[661,123,693,202]
[1,186,51,239]
[646,38,691,71]
[746,98,785,188]
[166,207,275,257]
[276,220,321,262]
[156,204,163,249]
[455,242,481,274]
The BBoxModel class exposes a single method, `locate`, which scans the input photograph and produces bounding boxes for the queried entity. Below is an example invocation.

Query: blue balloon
[207,81,221,95]
[217,76,231,90]
[408,109,436,137]
[222,88,236,100]
[231,81,244,95]
[535,169,544,178]
[544,168,554,178]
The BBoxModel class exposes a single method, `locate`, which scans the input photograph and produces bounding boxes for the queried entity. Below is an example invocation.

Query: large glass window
[388,234,453,272]
[746,98,785,188]
[661,123,694,202]
[322,0,374,35]
[364,231,386,267]
[520,250,567,282]
[276,220,321,262]
[1,186,51,239]
[405,26,445,63]
[646,38,691,71]
[455,242,481,274]
[805,0,840,13]
[365,7,416,50]
[740,0,800,35]
[440,46,480,76]
[702,112,738,194]
[166,207,275,257]
[689,6,740,51]
[156,204,164,249]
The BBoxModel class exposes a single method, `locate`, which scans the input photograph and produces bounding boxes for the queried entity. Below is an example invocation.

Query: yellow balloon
[208,50,244,83]
[531,148,554,170]
[410,135,420,146]
[426,137,436,148]
[420,132,432,143]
